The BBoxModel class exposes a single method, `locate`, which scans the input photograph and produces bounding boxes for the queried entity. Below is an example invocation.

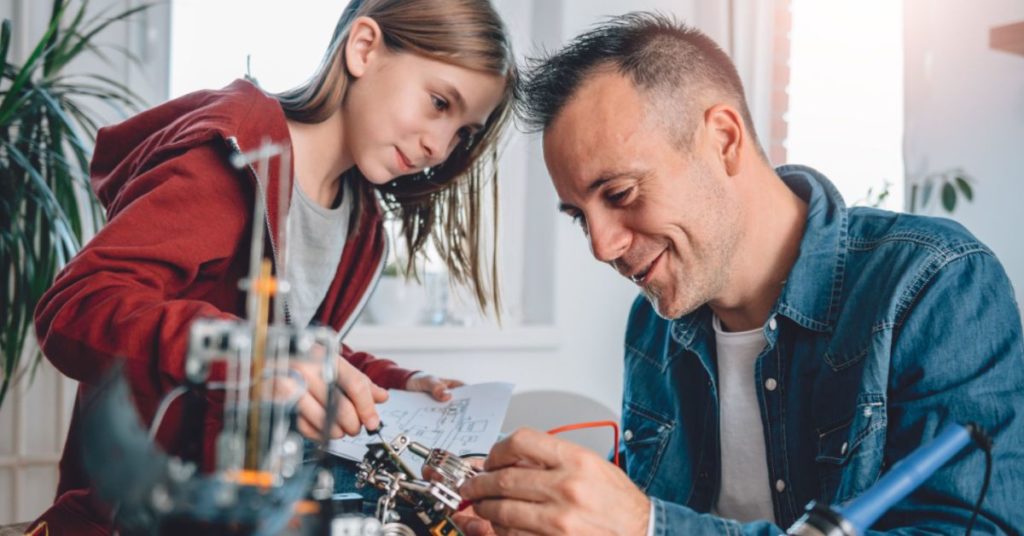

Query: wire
[965,422,993,536]
[546,420,621,468]
[148,385,188,441]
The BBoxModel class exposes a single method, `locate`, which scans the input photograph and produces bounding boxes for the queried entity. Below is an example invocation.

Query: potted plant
[0,0,149,407]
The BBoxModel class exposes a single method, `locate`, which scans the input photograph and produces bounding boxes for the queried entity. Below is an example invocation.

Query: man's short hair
[519,11,763,157]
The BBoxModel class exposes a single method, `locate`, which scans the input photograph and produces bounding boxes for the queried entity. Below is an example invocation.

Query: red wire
[546,420,621,468]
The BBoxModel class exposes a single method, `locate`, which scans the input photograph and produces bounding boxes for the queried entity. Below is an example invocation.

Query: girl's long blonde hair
[275,0,516,315]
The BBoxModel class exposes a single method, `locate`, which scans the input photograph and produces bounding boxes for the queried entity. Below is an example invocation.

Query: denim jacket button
[768,317,778,330]
[764,378,778,391]
[623,429,634,441]
[775,479,786,492]
[840,441,848,455]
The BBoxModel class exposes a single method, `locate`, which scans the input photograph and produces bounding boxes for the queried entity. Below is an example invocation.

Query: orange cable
[546,420,621,468]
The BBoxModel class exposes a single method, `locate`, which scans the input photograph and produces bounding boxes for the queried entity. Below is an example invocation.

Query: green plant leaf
[42,0,66,77]
[941,182,957,212]
[0,20,11,71]
[56,4,151,75]
[2,0,146,409]
[49,1,89,76]
[955,176,973,202]
[4,141,80,251]
[0,2,66,124]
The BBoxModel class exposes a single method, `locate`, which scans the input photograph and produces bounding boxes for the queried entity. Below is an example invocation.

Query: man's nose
[587,217,629,263]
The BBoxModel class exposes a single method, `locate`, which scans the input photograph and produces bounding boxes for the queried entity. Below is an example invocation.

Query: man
[457,12,1024,535]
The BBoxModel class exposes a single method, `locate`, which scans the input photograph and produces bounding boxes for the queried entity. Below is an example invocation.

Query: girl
[31,0,516,531]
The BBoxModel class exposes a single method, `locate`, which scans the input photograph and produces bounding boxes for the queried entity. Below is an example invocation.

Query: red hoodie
[30,79,414,534]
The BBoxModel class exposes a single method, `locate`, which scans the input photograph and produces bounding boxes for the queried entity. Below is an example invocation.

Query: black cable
[965,422,993,536]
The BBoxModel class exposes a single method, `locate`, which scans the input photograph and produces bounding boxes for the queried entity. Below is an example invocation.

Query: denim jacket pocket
[814,394,887,503]
[622,401,674,492]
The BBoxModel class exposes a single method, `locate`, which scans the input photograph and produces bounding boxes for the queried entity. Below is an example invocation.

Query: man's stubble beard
[645,162,743,321]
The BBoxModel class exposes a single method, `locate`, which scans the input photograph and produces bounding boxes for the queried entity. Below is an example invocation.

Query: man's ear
[345,16,384,78]
[704,104,745,176]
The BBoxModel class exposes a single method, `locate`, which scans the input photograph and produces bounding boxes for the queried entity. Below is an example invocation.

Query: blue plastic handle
[837,423,972,533]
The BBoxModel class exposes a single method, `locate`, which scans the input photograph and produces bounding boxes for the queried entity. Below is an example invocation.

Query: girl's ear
[345,16,384,79]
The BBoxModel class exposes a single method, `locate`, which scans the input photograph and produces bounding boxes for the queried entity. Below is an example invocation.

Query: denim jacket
[621,165,1024,535]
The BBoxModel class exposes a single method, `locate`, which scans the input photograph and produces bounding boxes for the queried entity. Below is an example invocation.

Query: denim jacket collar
[670,165,846,353]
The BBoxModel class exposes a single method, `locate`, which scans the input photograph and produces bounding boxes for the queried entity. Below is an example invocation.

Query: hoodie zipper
[224,136,293,325]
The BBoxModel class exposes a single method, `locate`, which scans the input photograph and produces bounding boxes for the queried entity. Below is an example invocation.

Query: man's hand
[289,353,388,439]
[452,504,497,536]
[459,428,651,535]
[404,372,464,401]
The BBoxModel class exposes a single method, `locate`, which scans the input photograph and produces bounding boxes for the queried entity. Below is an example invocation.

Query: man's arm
[459,251,1023,535]
[875,249,1024,534]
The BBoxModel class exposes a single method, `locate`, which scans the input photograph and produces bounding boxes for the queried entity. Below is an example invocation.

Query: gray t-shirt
[710,314,775,524]
[284,180,352,327]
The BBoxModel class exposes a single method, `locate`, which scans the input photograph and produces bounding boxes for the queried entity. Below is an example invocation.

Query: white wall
[903,0,1024,304]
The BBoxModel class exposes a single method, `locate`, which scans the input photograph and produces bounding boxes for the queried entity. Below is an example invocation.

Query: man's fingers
[460,467,554,503]
[472,498,554,535]
[451,507,497,536]
[484,429,569,471]
[492,527,534,536]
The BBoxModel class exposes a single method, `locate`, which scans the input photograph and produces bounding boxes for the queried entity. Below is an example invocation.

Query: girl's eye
[431,95,449,111]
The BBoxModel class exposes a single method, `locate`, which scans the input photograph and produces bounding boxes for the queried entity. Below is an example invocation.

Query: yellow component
[226,468,275,488]
[246,259,275,469]
[429,519,460,536]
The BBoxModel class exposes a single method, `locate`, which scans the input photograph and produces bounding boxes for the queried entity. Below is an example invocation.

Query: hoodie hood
[90,79,294,244]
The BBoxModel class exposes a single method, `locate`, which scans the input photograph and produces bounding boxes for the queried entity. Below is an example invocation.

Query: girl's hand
[288,352,389,439]
[404,372,464,401]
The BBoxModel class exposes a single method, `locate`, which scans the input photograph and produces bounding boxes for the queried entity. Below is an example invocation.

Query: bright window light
[170,0,344,98]
[786,0,904,210]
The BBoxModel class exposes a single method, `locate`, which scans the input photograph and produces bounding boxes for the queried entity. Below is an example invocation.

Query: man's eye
[607,188,633,204]
[431,95,449,111]
[570,212,588,233]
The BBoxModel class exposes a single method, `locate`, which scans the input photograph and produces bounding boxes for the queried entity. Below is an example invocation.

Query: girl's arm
[34,143,247,398]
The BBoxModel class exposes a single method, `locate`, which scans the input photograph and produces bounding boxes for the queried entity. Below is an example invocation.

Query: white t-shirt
[710,314,776,524]
[284,180,352,328]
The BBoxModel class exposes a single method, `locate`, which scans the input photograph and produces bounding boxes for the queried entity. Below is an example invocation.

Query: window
[170,1,541,345]
[786,0,904,210]
[170,0,340,97]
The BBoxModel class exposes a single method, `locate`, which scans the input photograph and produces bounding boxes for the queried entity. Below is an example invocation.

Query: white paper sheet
[327,382,514,472]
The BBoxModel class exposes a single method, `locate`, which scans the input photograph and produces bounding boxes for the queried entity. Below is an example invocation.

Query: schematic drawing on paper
[327,382,514,467]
